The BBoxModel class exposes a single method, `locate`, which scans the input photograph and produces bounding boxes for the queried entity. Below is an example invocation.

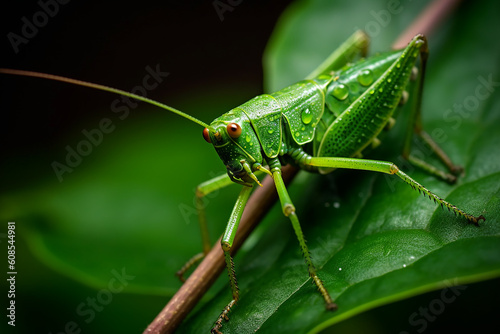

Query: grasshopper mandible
[0,31,485,333]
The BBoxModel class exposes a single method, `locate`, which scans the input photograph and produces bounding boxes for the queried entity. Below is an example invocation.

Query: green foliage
[2,0,499,333]
[181,0,500,332]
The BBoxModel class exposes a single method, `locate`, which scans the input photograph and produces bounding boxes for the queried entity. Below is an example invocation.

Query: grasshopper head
[203,110,264,186]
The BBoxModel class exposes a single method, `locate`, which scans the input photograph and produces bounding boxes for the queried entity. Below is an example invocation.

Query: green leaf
[179,0,500,333]
[3,0,499,333]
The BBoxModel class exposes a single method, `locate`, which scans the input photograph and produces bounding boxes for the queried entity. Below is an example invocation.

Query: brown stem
[392,0,462,49]
[144,0,462,332]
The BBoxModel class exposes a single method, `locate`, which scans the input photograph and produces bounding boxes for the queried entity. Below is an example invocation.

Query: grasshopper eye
[227,123,242,139]
[203,127,211,143]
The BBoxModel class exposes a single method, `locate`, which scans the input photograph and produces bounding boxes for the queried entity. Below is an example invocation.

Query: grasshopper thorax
[204,109,264,186]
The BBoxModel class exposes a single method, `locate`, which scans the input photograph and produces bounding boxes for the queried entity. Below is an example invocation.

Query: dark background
[1,1,294,190]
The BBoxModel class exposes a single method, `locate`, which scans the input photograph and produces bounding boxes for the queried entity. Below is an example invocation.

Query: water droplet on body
[357,69,374,86]
[301,108,313,124]
[331,84,349,100]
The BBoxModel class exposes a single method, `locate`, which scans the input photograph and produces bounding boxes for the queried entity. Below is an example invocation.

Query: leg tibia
[394,167,484,225]
[408,154,456,184]
[175,252,204,283]
[212,251,239,334]
[272,168,336,310]
[308,156,485,225]
[417,130,464,176]
[212,185,252,334]
[289,211,337,311]
[177,173,235,282]
[197,173,235,253]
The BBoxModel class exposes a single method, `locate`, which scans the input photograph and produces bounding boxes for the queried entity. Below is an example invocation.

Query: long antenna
[0,68,212,129]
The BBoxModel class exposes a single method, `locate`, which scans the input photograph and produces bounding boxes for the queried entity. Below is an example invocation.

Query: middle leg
[270,161,337,311]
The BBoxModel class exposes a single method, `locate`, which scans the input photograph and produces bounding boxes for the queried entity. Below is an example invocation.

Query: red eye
[227,123,242,139]
[202,128,211,143]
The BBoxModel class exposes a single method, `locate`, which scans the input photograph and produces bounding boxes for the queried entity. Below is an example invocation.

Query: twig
[392,0,462,49]
[144,0,462,332]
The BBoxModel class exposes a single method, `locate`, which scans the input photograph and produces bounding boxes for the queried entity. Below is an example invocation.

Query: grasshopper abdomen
[314,36,425,167]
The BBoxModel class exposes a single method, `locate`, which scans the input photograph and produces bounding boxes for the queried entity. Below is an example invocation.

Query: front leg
[212,184,253,334]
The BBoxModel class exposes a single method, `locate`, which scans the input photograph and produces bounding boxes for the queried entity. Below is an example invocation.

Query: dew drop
[411,67,419,81]
[245,134,251,142]
[268,129,274,134]
[369,89,375,94]
[338,267,342,271]
[331,84,349,101]
[357,69,374,86]
[301,108,313,124]
[295,131,300,137]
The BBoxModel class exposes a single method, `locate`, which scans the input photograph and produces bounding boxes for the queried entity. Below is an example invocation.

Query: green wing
[273,80,326,145]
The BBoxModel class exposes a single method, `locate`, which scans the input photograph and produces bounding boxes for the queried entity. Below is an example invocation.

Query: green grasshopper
[0,31,485,333]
